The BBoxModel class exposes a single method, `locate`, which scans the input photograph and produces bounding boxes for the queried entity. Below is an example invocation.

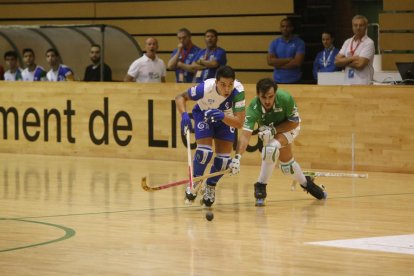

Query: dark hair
[90,44,101,50]
[4,50,18,59]
[46,48,59,57]
[205,29,218,37]
[178,28,191,36]
[22,48,35,56]
[256,78,278,95]
[215,65,235,80]
[281,17,294,27]
[321,30,335,38]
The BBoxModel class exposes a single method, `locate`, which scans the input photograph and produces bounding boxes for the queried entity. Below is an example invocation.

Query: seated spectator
[83,44,112,82]
[167,28,200,83]
[267,18,305,84]
[190,29,227,83]
[3,50,23,81]
[45,48,74,81]
[124,37,166,83]
[312,31,340,81]
[21,48,47,81]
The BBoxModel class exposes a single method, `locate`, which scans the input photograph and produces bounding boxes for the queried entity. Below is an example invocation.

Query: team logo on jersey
[208,99,215,104]
[190,87,197,97]
[197,121,209,130]
[225,102,230,109]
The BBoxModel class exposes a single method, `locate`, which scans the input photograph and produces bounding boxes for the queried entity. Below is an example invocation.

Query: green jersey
[243,88,300,131]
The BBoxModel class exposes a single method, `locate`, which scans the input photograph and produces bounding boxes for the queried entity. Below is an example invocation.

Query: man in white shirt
[21,48,47,81]
[3,50,22,81]
[335,14,375,85]
[124,37,166,83]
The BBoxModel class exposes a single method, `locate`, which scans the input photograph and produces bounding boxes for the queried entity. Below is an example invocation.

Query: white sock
[291,160,307,186]
[258,161,276,184]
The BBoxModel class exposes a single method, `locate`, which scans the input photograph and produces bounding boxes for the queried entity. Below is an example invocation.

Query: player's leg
[254,138,281,206]
[278,128,326,200]
[201,122,234,207]
[185,109,214,202]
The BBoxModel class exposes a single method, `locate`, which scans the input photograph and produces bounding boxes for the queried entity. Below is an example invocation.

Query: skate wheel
[255,199,265,207]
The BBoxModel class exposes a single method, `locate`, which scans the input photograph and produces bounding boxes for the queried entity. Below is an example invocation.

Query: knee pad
[261,145,279,164]
[193,146,213,177]
[206,155,231,185]
[280,160,295,175]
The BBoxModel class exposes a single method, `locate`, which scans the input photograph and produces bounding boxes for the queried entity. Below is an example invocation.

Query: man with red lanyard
[167,28,200,83]
[335,14,375,85]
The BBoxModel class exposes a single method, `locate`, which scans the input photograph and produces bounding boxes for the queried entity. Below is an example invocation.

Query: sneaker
[202,184,216,207]
[300,176,327,200]
[254,182,267,206]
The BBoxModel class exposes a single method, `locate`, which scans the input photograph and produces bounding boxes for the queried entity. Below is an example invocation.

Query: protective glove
[204,109,225,123]
[229,154,242,175]
[258,125,276,145]
[181,112,193,135]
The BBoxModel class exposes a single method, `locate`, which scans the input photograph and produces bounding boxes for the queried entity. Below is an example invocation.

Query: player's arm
[222,109,245,129]
[177,61,197,73]
[175,91,190,114]
[196,58,219,69]
[236,129,252,156]
[334,53,355,67]
[124,74,135,82]
[280,52,305,69]
[267,53,292,68]
[348,56,370,70]
[167,48,181,70]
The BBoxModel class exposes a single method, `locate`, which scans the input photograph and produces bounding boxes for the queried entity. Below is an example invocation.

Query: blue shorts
[192,108,235,142]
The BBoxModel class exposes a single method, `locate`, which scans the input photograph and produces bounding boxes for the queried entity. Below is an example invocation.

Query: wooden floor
[0,153,413,275]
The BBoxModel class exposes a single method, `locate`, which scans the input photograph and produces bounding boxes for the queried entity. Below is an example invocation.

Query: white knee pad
[261,145,280,164]
[280,160,295,175]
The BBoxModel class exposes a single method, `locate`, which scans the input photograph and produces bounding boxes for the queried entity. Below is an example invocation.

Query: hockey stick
[291,171,368,191]
[185,129,194,190]
[304,171,368,178]
[141,168,231,192]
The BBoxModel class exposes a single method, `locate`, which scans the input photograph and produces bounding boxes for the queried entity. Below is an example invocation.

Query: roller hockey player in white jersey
[175,66,245,207]
[228,78,327,206]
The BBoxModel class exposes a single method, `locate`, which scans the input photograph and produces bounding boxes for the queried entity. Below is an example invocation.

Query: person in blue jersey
[45,48,74,81]
[21,48,47,81]
[267,18,305,84]
[167,28,200,83]
[175,66,245,207]
[229,78,327,206]
[3,50,22,81]
[190,29,227,83]
[312,31,340,81]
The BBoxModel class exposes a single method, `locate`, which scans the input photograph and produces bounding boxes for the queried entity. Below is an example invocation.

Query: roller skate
[254,182,267,206]
[300,176,327,200]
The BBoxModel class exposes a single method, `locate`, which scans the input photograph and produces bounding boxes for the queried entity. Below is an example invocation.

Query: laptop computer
[396,62,414,85]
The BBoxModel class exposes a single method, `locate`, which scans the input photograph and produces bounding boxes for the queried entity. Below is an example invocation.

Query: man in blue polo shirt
[267,18,305,84]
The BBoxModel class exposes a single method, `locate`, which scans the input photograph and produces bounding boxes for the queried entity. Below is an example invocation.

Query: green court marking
[0,219,75,253]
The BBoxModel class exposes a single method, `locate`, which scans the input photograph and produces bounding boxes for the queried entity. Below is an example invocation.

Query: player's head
[256,78,278,111]
[22,48,35,67]
[280,18,294,38]
[352,14,368,39]
[204,29,218,49]
[4,50,19,70]
[215,65,235,97]
[177,28,192,47]
[89,44,101,64]
[46,48,60,67]
[321,31,335,49]
[144,37,159,59]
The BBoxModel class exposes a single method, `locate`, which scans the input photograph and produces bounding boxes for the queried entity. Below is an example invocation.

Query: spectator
[334,15,375,85]
[191,29,227,83]
[124,37,166,83]
[83,44,112,82]
[3,50,23,81]
[312,31,340,81]
[45,48,74,81]
[167,28,200,83]
[267,18,305,84]
[21,48,47,81]
[0,64,4,80]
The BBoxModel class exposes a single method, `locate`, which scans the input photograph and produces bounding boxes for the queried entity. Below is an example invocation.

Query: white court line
[306,234,414,255]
